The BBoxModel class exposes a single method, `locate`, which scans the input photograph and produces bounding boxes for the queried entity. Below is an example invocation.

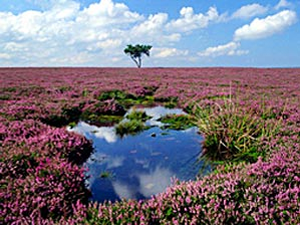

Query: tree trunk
[131,56,140,68]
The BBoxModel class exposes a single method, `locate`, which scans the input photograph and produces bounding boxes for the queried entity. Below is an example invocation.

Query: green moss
[97,90,129,101]
[80,113,123,126]
[118,95,155,108]
[115,119,149,137]
[159,114,194,130]
[126,110,152,122]
[155,96,178,108]
[97,115,123,125]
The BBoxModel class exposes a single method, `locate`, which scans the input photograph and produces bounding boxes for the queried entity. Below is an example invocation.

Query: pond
[68,106,207,203]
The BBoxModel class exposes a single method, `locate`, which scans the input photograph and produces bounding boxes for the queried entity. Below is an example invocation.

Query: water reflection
[67,122,117,143]
[137,166,174,198]
[69,106,206,203]
[127,106,186,127]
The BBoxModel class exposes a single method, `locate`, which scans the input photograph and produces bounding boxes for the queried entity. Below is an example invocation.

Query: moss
[159,114,194,130]
[97,90,129,101]
[126,110,152,122]
[115,119,150,137]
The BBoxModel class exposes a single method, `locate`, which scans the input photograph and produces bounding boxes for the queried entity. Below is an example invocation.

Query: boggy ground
[0,68,299,224]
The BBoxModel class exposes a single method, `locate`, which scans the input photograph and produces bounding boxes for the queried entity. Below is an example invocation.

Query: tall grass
[193,97,282,163]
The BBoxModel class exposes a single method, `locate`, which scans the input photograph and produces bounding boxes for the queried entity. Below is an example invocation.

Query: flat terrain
[1,68,299,224]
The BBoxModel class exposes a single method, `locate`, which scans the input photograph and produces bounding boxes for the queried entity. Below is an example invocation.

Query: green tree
[124,44,152,68]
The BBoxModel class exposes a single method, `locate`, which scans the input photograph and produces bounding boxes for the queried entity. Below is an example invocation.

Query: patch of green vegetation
[115,119,150,137]
[68,121,77,129]
[96,115,123,125]
[97,90,130,101]
[42,105,83,127]
[97,89,157,109]
[205,95,231,100]
[159,114,194,130]
[82,89,89,97]
[80,112,124,126]
[0,94,11,100]
[155,96,178,108]
[2,87,17,92]
[193,98,282,164]
[119,95,155,108]
[99,171,114,179]
[97,89,179,110]
[57,86,72,93]
[126,110,152,122]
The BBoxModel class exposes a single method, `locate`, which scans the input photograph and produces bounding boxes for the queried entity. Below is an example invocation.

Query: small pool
[68,106,206,202]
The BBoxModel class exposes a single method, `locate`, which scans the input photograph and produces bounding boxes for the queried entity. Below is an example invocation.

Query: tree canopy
[124,44,152,68]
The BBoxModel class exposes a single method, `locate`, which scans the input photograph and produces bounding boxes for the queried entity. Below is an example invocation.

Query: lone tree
[124,44,152,68]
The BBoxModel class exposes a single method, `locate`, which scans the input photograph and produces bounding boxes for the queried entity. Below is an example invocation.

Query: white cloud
[76,0,143,27]
[137,166,173,198]
[198,42,248,57]
[129,13,181,43]
[67,122,118,143]
[234,10,297,40]
[2,0,296,67]
[166,7,222,32]
[275,0,292,10]
[0,53,11,59]
[232,3,268,19]
[0,0,144,66]
[152,47,188,58]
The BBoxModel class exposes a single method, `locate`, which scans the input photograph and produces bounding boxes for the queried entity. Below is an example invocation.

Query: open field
[1,68,300,224]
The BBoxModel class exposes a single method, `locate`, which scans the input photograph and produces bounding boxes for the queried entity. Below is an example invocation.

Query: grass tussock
[115,119,149,136]
[193,98,282,163]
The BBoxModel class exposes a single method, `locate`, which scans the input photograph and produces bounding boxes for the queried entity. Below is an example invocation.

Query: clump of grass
[159,114,194,130]
[94,115,123,126]
[97,90,129,101]
[126,110,151,121]
[193,98,281,163]
[115,119,149,137]
[155,96,178,108]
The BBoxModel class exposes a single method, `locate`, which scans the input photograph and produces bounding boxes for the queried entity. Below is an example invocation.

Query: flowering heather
[1,68,300,223]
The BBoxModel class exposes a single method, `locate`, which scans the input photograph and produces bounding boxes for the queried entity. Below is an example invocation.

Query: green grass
[126,110,152,122]
[115,119,149,137]
[193,98,282,164]
[159,114,194,130]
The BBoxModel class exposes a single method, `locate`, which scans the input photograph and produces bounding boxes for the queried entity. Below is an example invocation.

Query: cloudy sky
[0,0,299,67]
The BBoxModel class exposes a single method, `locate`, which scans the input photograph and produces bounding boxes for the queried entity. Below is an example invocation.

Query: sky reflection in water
[69,106,204,202]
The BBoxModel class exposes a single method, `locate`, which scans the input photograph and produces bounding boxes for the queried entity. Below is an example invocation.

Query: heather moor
[1,67,299,224]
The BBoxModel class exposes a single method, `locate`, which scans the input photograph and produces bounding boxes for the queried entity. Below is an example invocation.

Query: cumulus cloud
[275,0,292,10]
[234,10,297,40]
[232,3,268,19]
[152,47,188,58]
[0,0,145,66]
[0,53,11,59]
[1,0,297,66]
[1,0,205,66]
[198,42,248,57]
[166,7,223,33]
[130,13,181,43]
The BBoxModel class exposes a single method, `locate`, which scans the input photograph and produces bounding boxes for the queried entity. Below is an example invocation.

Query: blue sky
[0,0,299,67]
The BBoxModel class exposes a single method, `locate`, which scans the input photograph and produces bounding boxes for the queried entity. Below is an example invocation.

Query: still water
[69,106,204,202]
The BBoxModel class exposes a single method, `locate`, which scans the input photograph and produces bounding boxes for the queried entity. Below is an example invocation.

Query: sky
[0,0,299,67]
